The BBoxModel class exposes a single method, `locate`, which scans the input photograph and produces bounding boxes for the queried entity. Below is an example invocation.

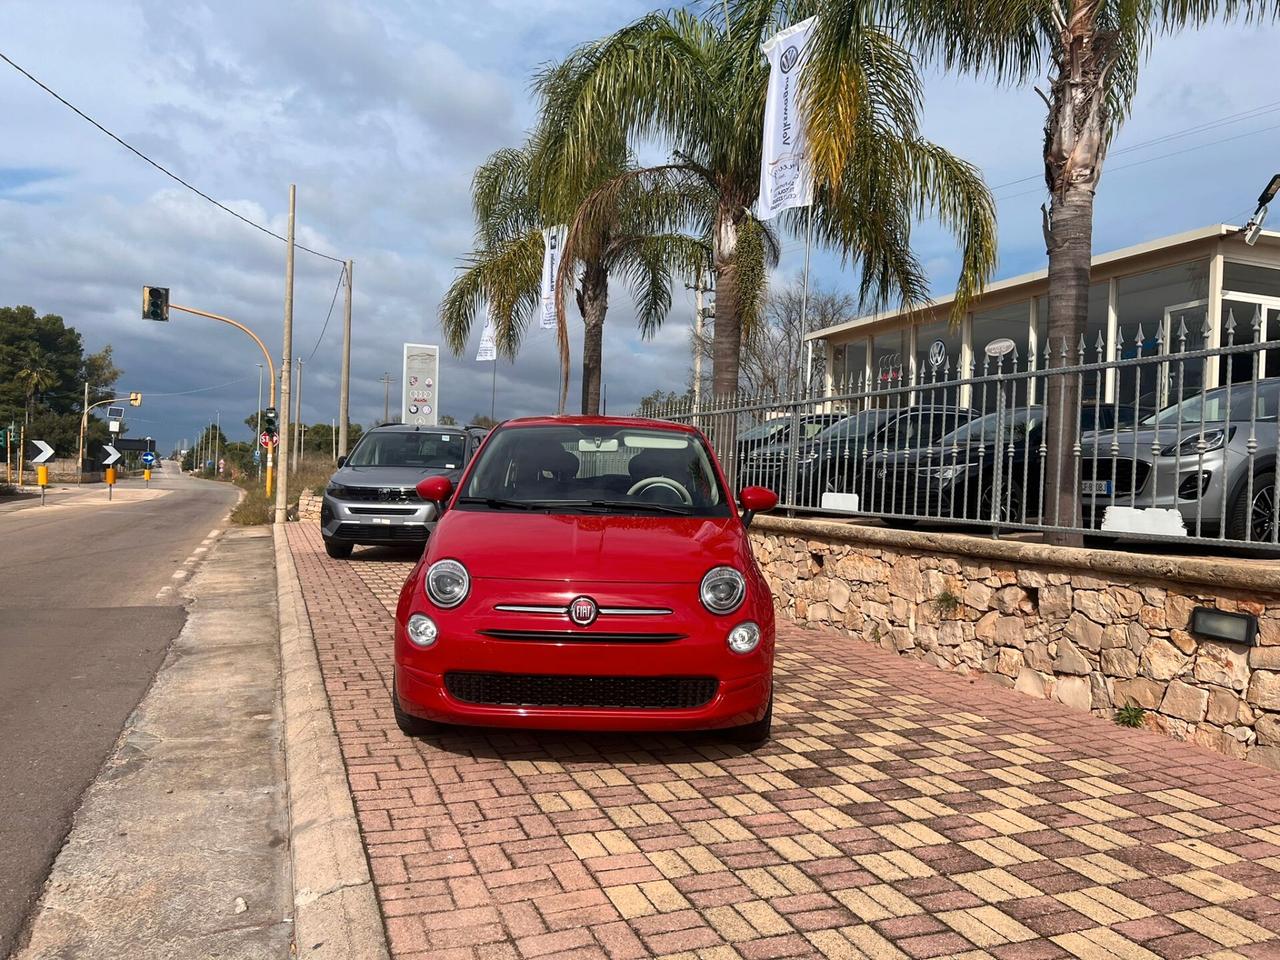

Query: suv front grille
[444,672,718,710]
[332,522,426,541]
[341,486,418,503]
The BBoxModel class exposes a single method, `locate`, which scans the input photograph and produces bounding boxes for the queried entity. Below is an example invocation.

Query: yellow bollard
[37,464,48,506]
[106,466,116,501]
[144,468,152,486]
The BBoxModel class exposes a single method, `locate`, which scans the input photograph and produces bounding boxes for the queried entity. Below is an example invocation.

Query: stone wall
[297,492,322,522]
[752,516,1280,769]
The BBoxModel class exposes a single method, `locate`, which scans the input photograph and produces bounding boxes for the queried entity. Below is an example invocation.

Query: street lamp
[143,289,277,496]
[1244,174,1280,246]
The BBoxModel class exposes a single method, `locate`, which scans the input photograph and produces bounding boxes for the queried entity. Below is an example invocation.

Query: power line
[0,50,345,265]
[305,264,347,363]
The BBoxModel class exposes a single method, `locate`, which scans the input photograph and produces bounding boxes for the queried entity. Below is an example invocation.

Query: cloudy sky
[2,1,1279,453]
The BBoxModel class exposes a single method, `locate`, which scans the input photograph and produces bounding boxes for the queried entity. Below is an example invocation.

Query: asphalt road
[0,469,240,956]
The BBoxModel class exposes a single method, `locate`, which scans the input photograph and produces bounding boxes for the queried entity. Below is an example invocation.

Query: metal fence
[650,316,1280,552]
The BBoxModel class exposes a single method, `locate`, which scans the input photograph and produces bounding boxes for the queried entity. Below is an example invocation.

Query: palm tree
[794,0,1280,539]
[440,134,706,415]
[538,8,997,405]
[15,351,56,426]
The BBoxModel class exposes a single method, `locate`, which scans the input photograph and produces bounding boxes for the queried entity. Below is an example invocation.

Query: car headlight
[425,559,470,608]
[700,566,746,614]
[926,466,964,483]
[797,449,819,464]
[326,482,350,497]
[727,621,761,654]
[405,613,438,648]
[1161,428,1230,458]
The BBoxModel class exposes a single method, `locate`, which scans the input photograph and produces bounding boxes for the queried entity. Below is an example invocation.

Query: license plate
[1082,480,1112,496]
[371,517,392,525]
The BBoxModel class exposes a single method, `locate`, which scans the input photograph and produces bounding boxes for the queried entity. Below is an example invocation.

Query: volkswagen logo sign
[569,596,598,627]
[779,44,800,73]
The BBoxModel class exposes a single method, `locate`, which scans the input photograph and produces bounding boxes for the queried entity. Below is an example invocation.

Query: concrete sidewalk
[13,527,292,959]
[287,521,1280,960]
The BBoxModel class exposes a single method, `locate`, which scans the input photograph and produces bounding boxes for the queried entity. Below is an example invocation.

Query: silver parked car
[321,424,485,558]
[1081,377,1280,541]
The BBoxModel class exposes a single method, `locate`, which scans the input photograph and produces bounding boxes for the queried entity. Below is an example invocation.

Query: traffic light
[142,285,170,321]
[264,407,277,434]
[129,392,143,407]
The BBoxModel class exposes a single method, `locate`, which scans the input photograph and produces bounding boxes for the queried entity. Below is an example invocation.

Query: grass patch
[930,590,962,616]
[1113,705,1146,728]
[227,458,336,525]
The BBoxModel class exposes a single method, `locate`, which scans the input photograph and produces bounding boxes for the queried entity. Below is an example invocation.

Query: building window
[1115,260,1209,405]
[871,329,909,398]
[833,338,868,391]
[1224,260,1280,300]
[971,300,1031,410]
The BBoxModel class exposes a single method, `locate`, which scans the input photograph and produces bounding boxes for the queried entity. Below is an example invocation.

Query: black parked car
[738,410,895,506]
[732,413,843,473]
[857,404,1149,526]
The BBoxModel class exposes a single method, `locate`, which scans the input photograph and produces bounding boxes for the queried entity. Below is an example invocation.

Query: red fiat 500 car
[392,416,779,743]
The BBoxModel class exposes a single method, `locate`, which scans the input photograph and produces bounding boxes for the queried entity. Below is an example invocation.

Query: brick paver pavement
[288,524,1280,960]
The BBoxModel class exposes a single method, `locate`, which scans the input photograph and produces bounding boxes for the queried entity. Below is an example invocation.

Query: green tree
[440,131,706,416]
[792,0,1280,538]
[468,414,499,429]
[539,8,995,403]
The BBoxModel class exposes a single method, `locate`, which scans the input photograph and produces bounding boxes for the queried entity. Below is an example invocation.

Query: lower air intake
[444,672,718,710]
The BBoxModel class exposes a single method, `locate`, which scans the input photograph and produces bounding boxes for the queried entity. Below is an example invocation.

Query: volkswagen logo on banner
[569,596,598,627]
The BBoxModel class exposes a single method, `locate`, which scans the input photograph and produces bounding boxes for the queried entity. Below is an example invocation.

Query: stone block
[937,621,964,647]
[1065,612,1104,653]
[1073,590,1119,624]
[1140,638,1191,681]
[995,647,1023,678]
[1249,646,1280,670]
[1038,584,1072,620]
[994,586,1028,615]
[1192,640,1250,692]
[1024,641,1053,673]
[1054,638,1091,676]
[1100,647,1138,679]
[1015,667,1048,699]
[1248,743,1280,771]
[1054,675,1092,711]
[888,560,921,601]
[1090,672,1113,711]
[1169,629,1198,655]
[827,579,851,613]
[1206,686,1243,727]
[1115,677,1166,710]
[1248,671,1280,711]
[963,581,993,611]
[975,611,999,642]
[1016,569,1048,588]
[1139,605,1168,630]
[995,616,1025,649]
[1160,680,1209,722]
[1166,593,1197,631]
[1256,713,1280,746]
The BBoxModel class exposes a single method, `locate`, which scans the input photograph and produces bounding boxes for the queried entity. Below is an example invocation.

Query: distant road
[0,470,241,955]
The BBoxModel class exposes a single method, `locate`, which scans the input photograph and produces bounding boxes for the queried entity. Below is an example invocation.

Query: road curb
[274,525,390,960]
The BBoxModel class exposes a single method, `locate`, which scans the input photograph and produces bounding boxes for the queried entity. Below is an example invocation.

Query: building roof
[805,223,1280,342]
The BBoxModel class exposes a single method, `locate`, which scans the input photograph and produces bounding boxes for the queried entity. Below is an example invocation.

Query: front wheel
[725,697,772,747]
[324,539,354,559]
[1229,471,1277,543]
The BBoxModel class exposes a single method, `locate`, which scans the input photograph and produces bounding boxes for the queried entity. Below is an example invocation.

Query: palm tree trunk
[1041,6,1109,546]
[711,208,742,401]
[578,262,609,416]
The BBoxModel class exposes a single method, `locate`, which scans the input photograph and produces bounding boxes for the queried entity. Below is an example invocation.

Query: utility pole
[687,270,713,410]
[338,258,353,456]
[331,417,336,462]
[256,363,264,481]
[214,410,221,474]
[380,372,394,424]
[76,381,89,483]
[274,184,296,525]
[292,357,304,474]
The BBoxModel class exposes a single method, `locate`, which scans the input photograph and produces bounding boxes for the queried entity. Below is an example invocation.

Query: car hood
[429,510,750,583]
[329,464,463,489]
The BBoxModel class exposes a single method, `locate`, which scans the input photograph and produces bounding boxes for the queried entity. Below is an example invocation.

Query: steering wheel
[627,476,693,506]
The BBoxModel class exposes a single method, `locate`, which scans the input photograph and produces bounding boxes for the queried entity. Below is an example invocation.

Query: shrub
[1113,705,1146,728]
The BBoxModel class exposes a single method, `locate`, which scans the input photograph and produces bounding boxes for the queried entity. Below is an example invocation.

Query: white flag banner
[539,225,568,329]
[757,16,817,220]
[476,312,498,362]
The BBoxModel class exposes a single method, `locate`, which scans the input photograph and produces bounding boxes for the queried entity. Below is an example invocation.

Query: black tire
[1229,471,1276,543]
[978,481,1024,525]
[392,683,439,737]
[324,539,354,560]
[726,697,772,747]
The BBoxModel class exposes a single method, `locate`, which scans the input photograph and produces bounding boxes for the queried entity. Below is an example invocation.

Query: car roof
[499,415,700,434]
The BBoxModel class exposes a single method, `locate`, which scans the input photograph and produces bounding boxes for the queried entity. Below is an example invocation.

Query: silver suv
[321,424,484,558]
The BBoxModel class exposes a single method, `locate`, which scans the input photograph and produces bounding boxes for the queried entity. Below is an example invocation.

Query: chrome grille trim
[494,604,673,616]
[494,604,565,614]
[598,607,673,616]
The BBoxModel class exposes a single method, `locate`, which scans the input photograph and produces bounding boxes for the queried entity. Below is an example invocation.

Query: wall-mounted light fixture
[1190,606,1258,646]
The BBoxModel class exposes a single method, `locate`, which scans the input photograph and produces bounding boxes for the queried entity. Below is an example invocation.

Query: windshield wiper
[456,496,544,510]
[571,499,694,515]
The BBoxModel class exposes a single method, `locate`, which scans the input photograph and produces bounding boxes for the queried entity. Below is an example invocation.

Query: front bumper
[1079,449,1230,532]
[321,493,436,544]
[394,579,774,731]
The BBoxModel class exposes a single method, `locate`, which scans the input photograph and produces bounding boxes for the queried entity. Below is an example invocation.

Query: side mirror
[417,475,454,509]
[336,455,346,468]
[738,486,778,528]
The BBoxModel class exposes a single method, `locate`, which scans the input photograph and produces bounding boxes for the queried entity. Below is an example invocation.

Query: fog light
[406,614,438,648]
[727,621,761,655]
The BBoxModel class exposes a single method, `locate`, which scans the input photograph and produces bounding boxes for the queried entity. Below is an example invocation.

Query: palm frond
[438,229,543,359]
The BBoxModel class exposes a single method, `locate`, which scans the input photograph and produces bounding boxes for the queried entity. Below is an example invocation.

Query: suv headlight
[1161,428,1231,458]
[425,559,470,608]
[326,482,350,497]
[926,465,964,483]
[700,566,745,614]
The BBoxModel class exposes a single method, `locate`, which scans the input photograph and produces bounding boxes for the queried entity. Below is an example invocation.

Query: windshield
[877,410,972,449]
[346,430,468,469]
[459,424,729,516]
[1145,382,1280,426]
[739,420,786,443]
[941,409,1044,445]
[813,411,885,442]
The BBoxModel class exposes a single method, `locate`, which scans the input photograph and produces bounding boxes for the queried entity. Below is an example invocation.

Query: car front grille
[478,629,684,643]
[444,672,718,710]
[1083,459,1151,496]
[341,486,419,503]
[331,523,427,541]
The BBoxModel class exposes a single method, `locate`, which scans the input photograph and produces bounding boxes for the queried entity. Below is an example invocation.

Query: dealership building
[805,224,1280,408]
